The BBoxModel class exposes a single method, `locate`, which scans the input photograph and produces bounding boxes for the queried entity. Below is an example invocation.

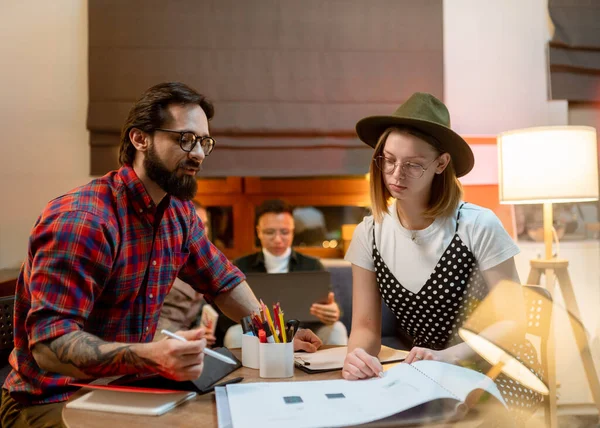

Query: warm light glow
[458,328,549,395]
[498,126,599,204]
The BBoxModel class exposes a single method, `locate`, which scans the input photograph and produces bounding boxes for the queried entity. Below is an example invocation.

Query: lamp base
[527,258,600,428]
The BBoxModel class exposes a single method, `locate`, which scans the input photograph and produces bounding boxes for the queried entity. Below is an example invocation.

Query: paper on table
[294,346,408,371]
[215,386,233,428]
[226,361,505,428]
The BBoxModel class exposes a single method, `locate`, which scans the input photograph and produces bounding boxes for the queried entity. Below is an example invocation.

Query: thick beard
[144,143,198,201]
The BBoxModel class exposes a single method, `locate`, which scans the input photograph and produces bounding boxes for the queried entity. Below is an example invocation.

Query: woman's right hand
[342,347,383,380]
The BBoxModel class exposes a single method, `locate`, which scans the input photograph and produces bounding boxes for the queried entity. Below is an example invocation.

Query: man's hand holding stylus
[142,327,208,381]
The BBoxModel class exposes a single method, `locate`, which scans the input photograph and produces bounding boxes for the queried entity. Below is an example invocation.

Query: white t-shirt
[344,201,519,294]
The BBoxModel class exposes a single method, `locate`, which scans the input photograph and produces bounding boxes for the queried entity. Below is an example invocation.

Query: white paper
[294,345,408,371]
[412,360,498,402]
[226,361,505,428]
[215,386,233,428]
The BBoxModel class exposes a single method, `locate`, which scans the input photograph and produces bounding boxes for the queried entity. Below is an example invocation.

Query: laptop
[244,271,331,323]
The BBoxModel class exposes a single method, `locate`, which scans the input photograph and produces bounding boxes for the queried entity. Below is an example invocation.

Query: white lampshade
[458,328,549,395]
[498,126,599,204]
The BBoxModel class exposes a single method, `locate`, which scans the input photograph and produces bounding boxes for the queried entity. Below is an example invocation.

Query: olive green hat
[355,92,474,177]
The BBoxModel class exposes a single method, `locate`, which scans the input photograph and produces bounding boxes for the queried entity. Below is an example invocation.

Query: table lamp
[457,279,594,428]
[458,281,549,397]
[495,126,600,426]
[497,125,598,259]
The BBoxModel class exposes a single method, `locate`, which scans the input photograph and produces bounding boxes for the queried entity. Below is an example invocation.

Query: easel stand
[527,258,600,428]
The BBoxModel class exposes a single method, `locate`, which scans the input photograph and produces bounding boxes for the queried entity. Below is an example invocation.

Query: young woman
[343,92,543,420]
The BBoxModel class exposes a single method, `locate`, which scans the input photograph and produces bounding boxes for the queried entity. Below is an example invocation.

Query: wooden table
[62,350,514,428]
[62,349,344,428]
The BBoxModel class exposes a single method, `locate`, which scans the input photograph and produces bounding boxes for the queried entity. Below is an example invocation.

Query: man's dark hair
[255,199,294,224]
[119,82,214,166]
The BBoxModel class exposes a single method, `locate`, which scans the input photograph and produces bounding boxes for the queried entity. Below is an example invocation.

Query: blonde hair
[369,127,463,223]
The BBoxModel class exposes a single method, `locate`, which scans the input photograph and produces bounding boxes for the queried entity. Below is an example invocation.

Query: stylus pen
[161,329,237,365]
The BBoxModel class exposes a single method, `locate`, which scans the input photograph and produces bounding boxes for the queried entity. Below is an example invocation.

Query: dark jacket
[213,250,326,345]
[233,250,325,273]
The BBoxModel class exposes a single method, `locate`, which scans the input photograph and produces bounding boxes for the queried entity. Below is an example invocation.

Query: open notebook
[224,360,506,428]
[294,346,408,373]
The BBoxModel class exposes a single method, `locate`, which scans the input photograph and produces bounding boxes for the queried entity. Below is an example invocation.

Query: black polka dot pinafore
[373,204,544,421]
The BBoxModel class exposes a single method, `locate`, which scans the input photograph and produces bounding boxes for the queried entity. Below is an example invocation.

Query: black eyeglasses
[154,128,215,156]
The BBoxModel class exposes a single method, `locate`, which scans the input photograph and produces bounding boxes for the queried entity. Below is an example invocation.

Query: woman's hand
[342,347,383,380]
[404,346,458,365]
[310,292,341,325]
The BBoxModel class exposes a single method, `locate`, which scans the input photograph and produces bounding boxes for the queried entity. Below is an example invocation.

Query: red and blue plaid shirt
[4,166,244,404]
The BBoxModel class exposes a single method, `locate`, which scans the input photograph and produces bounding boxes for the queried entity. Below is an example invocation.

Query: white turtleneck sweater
[262,247,292,273]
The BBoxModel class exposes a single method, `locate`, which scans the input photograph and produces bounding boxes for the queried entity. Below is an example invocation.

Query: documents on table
[224,360,505,428]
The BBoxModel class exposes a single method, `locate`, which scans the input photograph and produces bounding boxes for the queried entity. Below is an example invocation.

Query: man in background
[220,199,348,347]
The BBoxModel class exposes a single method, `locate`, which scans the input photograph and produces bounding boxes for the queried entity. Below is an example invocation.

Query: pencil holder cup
[241,334,260,369]
[259,342,294,378]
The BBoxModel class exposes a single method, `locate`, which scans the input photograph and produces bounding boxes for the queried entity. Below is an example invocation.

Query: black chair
[522,285,553,427]
[0,295,15,387]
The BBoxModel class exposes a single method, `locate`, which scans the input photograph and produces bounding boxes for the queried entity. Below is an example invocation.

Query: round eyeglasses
[374,156,438,179]
[154,128,215,156]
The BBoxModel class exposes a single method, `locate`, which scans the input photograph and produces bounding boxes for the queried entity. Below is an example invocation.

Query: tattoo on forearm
[47,331,158,377]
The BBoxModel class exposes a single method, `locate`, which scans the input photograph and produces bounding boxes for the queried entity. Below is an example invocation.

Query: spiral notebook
[224,360,507,428]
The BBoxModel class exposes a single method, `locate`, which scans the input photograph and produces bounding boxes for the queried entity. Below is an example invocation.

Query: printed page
[226,363,456,428]
[294,346,408,371]
[412,360,506,405]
